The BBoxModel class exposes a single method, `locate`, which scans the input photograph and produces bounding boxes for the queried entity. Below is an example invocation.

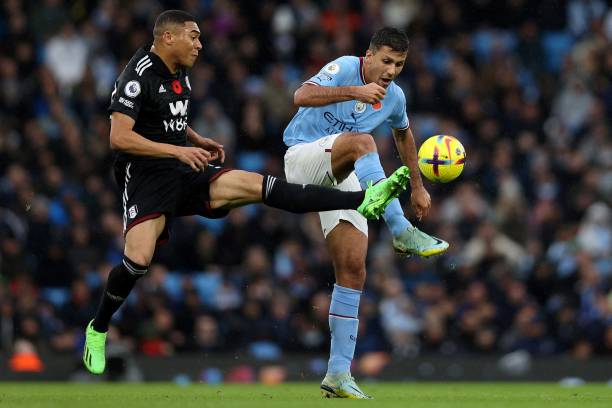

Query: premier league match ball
[417,135,466,183]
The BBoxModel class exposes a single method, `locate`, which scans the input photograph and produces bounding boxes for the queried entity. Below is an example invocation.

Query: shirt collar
[358,57,366,85]
[138,45,181,78]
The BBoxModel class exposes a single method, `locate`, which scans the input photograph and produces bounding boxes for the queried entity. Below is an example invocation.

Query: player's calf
[84,256,149,375]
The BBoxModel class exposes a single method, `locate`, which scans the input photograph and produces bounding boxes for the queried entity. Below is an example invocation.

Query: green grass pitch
[1,382,611,408]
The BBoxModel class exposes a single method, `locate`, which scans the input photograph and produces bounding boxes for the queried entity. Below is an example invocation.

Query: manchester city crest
[353,102,366,114]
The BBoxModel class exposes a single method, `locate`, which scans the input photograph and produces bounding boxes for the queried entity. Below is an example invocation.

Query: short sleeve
[304,57,353,87]
[389,87,409,130]
[108,74,147,120]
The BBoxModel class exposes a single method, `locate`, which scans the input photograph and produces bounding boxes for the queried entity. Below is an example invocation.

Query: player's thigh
[284,134,342,186]
[330,132,377,181]
[208,169,263,209]
[124,215,166,266]
[325,220,368,290]
[318,171,367,232]
[119,160,179,250]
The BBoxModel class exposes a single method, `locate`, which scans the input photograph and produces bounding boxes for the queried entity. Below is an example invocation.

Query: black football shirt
[108,45,192,163]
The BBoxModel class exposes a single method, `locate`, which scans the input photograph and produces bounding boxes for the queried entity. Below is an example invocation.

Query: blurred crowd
[1,0,611,369]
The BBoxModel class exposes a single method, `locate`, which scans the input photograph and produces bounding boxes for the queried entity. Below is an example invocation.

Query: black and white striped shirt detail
[135,55,152,76]
[122,162,132,230]
[264,176,277,199]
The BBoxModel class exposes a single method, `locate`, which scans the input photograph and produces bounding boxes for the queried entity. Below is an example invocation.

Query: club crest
[324,63,340,74]
[354,102,366,113]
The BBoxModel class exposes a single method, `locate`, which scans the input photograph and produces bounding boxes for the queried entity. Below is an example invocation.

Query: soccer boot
[393,226,449,258]
[83,320,107,375]
[320,372,372,399]
[357,166,410,219]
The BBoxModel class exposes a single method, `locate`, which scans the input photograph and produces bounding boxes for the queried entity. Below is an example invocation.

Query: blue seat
[192,272,222,307]
[164,272,184,302]
[237,151,266,172]
[541,31,574,73]
[40,287,70,307]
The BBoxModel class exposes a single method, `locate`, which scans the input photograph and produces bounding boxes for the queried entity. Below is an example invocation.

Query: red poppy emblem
[372,101,382,110]
[172,80,183,94]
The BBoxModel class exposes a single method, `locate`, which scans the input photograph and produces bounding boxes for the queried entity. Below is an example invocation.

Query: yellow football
[417,135,466,183]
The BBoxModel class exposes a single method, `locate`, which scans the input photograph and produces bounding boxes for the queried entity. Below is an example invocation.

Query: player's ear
[162,27,177,45]
[365,49,374,60]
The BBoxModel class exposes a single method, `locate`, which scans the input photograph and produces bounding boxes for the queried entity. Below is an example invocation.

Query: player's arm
[186,126,225,163]
[392,126,431,219]
[294,82,386,107]
[109,112,212,171]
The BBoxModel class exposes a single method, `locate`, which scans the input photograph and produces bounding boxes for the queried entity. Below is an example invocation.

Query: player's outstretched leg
[259,168,409,218]
[356,166,410,219]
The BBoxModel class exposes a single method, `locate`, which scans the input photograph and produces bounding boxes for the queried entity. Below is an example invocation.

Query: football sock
[92,256,148,333]
[262,175,364,213]
[327,284,361,375]
[354,152,411,237]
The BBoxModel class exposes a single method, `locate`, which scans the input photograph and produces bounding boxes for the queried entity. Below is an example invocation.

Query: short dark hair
[369,27,409,53]
[153,10,196,38]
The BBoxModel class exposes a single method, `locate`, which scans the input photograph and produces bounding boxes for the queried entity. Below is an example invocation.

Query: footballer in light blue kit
[284,55,409,146]
[283,28,449,399]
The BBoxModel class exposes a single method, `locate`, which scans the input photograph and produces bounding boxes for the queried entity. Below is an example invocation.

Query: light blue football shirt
[283,56,409,147]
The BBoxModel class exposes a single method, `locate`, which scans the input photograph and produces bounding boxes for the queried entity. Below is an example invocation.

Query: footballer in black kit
[109,45,230,244]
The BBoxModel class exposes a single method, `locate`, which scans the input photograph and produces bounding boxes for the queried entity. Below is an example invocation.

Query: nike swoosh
[348,385,365,396]
[433,238,443,245]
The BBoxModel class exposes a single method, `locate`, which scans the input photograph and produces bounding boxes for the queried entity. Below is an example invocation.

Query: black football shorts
[114,159,232,245]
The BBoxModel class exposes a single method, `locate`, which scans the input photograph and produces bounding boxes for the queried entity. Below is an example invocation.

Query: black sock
[262,175,365,213]
[92,256,148,332]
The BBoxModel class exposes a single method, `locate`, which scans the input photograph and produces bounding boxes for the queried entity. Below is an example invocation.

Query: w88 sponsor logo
[163,117,188,132]
[163,99,189,132]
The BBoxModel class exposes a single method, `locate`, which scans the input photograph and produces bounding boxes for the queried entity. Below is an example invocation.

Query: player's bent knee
[122,255,149,277]
[122,251,151,268]
[123,216,165,266]
[334,258,366,289]
[352,133,377,158]
[336,271,366,290]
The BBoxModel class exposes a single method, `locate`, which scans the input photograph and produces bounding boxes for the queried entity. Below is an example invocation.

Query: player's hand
[355,83,386,104]
[173,146,212,171]
[195,137,225,164]
[410,186,431,221]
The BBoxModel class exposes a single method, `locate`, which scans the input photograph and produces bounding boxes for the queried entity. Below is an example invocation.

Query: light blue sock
[328,284,361,375]
[354,152,412,237]
[355,152,386,189]
[382,200,411,237]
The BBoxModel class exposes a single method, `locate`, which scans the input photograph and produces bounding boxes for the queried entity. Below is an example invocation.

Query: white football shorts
[283,133,368,238]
